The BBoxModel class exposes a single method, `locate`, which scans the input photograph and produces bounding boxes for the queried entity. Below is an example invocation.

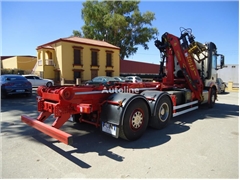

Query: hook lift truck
[21,28,225,145]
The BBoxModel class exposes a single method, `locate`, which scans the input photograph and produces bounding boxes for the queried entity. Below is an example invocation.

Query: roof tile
[37,37,120,50]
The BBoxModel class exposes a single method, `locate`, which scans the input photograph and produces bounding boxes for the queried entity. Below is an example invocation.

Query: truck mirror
[220,55,224,69]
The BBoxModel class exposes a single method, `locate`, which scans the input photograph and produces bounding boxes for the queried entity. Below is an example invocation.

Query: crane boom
[166,32,204,101]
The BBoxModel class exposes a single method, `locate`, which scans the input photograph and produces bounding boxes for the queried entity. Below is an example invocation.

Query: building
[217,64,239,87]
[1,56,37,72]
[120,59,160,79]
[33,37,120,84]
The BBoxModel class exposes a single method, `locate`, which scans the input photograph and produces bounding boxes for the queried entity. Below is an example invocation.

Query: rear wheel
[150,95,172,129]
[119,98,149,141]
[46,82,53,87]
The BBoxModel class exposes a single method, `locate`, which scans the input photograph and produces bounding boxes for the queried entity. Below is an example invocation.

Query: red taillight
[25,81,32,86]
[4,83,14,86]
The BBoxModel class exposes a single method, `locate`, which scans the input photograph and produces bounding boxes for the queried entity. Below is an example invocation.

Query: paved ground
[0,91,239,178]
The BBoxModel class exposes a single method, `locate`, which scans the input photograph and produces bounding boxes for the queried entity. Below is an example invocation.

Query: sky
[1,1,239,65]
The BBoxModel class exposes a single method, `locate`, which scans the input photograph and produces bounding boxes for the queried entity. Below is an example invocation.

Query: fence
[1,68,31,75]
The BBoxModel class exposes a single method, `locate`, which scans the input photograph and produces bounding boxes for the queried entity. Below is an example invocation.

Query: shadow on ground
[1,93,239,168]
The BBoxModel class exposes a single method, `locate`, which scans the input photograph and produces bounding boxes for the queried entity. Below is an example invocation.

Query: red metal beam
[21,115,73,145]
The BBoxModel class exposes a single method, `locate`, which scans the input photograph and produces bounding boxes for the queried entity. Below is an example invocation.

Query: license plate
[16,90,25,92]
[102,122,117,136]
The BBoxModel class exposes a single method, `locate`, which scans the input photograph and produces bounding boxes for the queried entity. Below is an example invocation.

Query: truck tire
[119,98,149,141]
[208,88,216,108]
[150,95,172,129]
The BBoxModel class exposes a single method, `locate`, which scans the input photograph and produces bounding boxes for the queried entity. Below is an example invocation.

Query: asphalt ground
[0,90,239,178]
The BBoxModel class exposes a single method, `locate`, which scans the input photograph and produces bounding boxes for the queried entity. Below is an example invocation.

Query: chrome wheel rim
[131,110,143,129]
[158,103,169,122]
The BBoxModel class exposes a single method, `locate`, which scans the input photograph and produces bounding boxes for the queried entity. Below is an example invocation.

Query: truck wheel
[150,95,172,129]
[120,99,149,141]
[208,88,216,108]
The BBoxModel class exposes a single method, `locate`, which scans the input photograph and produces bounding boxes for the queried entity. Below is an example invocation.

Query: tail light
[25,81,32,86]
[4,83,14,86]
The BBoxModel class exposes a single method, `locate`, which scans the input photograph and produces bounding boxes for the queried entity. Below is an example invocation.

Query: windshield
[126,77,133,80]
[4,76,26,81]
[212,54,217,70]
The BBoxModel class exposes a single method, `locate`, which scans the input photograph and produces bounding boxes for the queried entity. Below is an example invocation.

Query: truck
[21,27,225,145]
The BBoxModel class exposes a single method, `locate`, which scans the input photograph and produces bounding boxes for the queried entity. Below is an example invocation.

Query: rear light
[25,81,32,86]
[4,83,14,86]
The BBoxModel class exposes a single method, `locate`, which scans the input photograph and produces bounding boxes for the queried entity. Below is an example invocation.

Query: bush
[1,68,31,75]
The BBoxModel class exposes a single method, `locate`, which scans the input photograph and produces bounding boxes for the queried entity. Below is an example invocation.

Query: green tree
[75,0,158,59]
[72,30,82,37]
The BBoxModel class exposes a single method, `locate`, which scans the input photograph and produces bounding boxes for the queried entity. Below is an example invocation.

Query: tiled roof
[38,45,54,49]
[120,60,159,74]
[63,37,120,49]
[37,37,120,50]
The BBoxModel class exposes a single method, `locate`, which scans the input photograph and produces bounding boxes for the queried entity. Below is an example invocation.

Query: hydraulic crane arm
[155,30,204,101]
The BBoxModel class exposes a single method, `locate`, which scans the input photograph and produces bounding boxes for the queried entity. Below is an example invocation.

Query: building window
[54,70,60,82]
[105,70,114,77]
[73,49,82,65]
[90,48,99,67]
[91,51,98,66]
[73,70,82,82]
[91,69,98,79]
[106,53,112,67]
[106,71,112,77]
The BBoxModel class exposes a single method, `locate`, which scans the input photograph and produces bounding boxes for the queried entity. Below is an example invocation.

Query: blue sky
[1,1,239,65]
